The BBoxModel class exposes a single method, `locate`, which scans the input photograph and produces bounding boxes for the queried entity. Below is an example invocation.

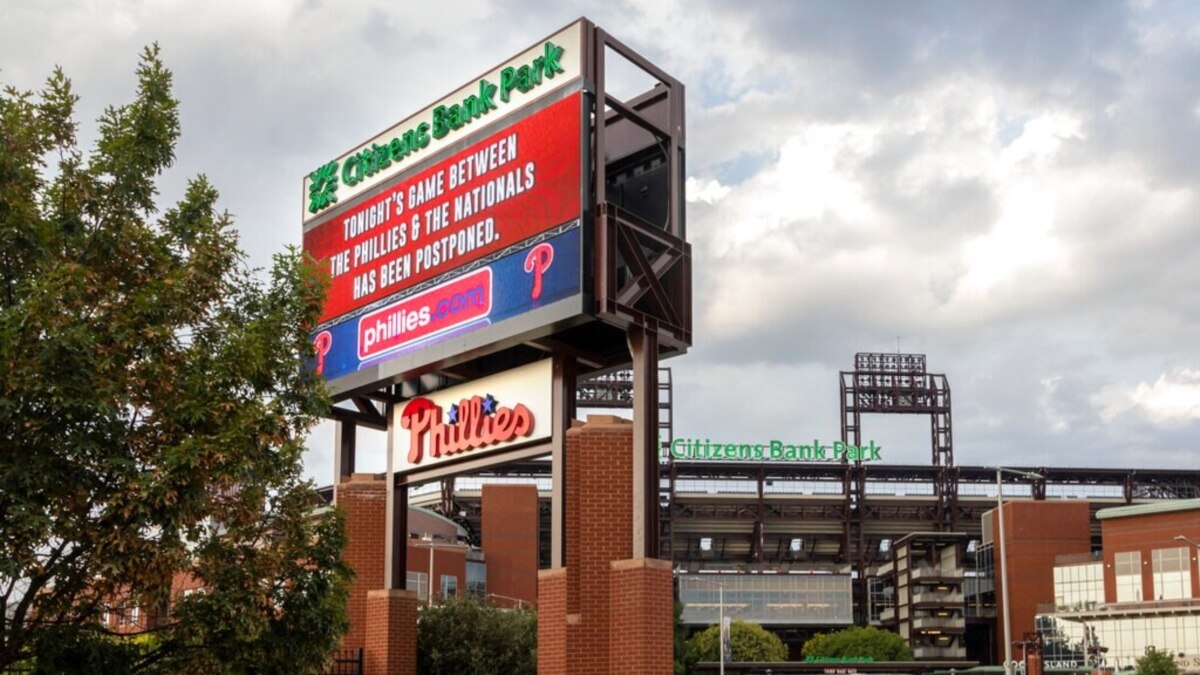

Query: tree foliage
[1135,649,1180,675]
[685,620,788,666]
[674,601,688,675]
[0,46,350,672]
[802,626,914,661]
[417,595,536,675]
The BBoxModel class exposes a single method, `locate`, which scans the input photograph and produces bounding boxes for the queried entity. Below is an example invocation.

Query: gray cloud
[4,0,1197,479]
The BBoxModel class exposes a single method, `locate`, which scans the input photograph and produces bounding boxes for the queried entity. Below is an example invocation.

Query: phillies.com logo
[400,393,534,465]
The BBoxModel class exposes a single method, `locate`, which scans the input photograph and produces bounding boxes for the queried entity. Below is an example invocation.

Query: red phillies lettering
[313,331,333,375]
[523,242,554,300]
[401,395,534,465]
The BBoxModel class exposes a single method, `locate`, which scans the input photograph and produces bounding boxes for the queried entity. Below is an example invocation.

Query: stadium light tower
[996,467,1043,675]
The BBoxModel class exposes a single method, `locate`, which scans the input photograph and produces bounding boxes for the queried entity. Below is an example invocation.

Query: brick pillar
[609,559,674,674]
[364,589,419,675]
[336,474,388,651]
[537,415,674,675]
[537,568,568,674]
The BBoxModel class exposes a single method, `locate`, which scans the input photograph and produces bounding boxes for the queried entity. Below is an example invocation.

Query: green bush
[685,621,788,666]
[802,626,913,661]
[418,595,537,675]
[1135,648,1179,675]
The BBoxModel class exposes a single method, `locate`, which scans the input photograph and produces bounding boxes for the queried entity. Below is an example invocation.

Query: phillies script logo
[523,242,554,300]
[400,393,534,465]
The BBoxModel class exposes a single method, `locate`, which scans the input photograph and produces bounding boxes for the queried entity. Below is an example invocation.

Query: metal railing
[325,648,363,675]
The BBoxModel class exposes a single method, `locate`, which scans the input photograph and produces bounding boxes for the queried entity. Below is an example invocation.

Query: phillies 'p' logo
[523,243,554,300]
[313,331,333,375]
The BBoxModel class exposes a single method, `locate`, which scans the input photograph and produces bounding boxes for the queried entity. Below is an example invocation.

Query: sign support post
[551,354,577,568]
[629,325,659,559]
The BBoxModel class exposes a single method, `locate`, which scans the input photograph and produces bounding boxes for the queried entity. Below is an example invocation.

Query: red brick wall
[336,474,388,650]
[406,543,467,602]
[482,484,539,607]
[1101,507,1200,602]
[992,500,1091,664]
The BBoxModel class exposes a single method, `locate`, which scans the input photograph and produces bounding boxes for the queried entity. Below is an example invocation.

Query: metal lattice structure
[840,353,955,621]
[575,368,674,447]
[840,353,953,467]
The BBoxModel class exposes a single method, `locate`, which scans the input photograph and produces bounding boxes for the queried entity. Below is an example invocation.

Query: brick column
[364,589,419,675]
[609,558,674,674]
[335,474,388,650]
[537,568,568,674]
[537,415,674,675]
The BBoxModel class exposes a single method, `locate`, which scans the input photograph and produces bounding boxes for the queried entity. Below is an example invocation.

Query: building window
[1114,551,1142,602]
[1053,562,1103,611]
[466,560,486,597]
[1151,546,1191,600]
[406,571,428,602]
[440,574,457,600]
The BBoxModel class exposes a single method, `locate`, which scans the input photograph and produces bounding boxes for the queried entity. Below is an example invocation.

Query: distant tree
[674,601,688,675]
[0,47,350,672]
[1135,649,1179,675]
[685,621,788,666]
[802,626,913,661]
[418,595,536,675]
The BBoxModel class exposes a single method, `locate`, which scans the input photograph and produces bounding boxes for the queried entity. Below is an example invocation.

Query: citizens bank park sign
[303,21,587,396]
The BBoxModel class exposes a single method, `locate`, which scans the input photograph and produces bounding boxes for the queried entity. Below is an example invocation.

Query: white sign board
[391,359,552,475]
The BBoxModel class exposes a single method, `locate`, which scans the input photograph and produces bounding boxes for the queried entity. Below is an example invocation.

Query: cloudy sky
[4,0,1198,481]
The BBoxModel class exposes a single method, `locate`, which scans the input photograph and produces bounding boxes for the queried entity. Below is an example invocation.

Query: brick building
[1018,499,1200,672]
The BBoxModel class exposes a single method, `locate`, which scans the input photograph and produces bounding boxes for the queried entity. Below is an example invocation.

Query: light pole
[684,576,727,675]
[996,467,1043,675]
[415,534,468,605]
[1173,535,1200,548]
[486,592,529,610]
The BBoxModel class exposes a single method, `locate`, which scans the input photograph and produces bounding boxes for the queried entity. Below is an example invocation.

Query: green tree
[1135,649,1180,675]
[0,47,351,672]
[685,621,788,666]
[801,626,913,661]
[417,595,536,675]
[674,601,688,675]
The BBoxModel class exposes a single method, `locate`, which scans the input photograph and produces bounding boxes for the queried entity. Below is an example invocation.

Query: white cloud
[686,177,731,204]
[1095,369,1200,425]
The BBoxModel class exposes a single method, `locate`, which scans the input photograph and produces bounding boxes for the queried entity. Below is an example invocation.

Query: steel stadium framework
[384,353,1198,650]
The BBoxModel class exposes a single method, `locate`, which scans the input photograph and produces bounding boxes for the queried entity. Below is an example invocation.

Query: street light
[1173,535,1200,548]
[486,592,529,610]
[684,575,728,675]
[996,467,1043,675]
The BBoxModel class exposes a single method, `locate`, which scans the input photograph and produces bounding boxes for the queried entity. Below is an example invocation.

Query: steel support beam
[551,354,576,568]
[629,326,659,559]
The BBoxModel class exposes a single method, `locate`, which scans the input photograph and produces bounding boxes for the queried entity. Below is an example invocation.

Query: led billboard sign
[305,91,585,392]
[303,21,583,222]
[304,92,582,324]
